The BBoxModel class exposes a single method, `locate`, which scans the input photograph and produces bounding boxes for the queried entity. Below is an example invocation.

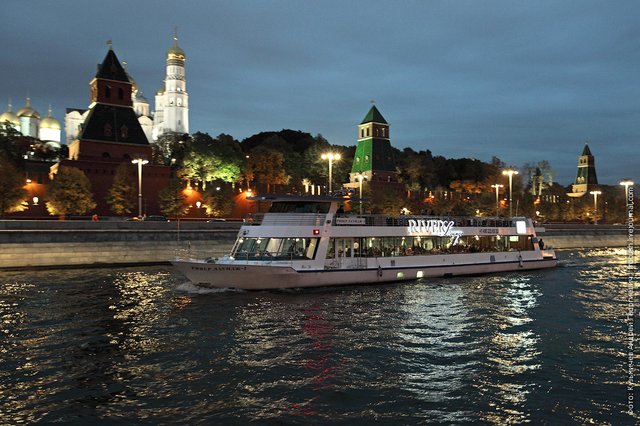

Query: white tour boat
[172,195,558,290]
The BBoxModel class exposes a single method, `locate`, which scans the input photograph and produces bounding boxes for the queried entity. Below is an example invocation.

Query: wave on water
[174,281,245,294]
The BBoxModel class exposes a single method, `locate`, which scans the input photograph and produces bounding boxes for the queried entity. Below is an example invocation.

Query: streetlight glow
[321,152,341,195]
[132,158,149,218]
[502,169,518,218]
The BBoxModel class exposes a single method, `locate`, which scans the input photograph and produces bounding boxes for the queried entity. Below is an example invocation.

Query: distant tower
[568,143,598,197]
[343,104,403,209]
[153,31,189,140]
[349,104,398,184]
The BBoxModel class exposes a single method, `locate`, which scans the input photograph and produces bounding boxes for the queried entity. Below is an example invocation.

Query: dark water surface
[0,249,637,425]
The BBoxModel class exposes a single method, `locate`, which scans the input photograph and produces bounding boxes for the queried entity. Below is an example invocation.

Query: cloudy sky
[2,0,638,185]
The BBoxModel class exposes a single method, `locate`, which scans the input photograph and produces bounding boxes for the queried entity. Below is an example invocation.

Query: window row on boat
[326,235,534,258]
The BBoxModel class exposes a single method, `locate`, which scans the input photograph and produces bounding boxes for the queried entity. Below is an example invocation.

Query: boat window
[232,237,319,260]
[268,201,330,214]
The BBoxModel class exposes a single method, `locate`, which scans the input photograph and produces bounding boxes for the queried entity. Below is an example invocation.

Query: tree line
[0,123,633,222]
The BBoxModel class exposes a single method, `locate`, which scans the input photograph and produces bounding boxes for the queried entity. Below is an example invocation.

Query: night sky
[2,0,638,185]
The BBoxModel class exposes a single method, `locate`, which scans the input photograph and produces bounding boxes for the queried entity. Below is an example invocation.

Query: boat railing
[244,213,328,226]
[333,214,516,228]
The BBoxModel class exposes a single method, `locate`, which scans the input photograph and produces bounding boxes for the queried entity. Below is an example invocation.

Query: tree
[0,157,28,217]
[159,177,190,218]
[46,167,96,217]
[106,163,136,215]
[202,183,235,217]
[180,132,243,189]
[246,145,289,193]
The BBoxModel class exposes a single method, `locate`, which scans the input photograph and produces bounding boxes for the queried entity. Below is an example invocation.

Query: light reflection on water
[0,249,637,425]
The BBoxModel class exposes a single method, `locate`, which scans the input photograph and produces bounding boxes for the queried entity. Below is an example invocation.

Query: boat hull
[171,255,558,290]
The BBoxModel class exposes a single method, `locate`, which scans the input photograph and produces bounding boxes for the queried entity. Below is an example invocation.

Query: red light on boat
[312,229,320,235]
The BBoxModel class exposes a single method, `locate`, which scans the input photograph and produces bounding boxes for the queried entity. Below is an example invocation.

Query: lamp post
[321,152,341,195]
[620,179,634,208]
[132,158,149,218]
[502,169,518,218]
[356,173,364,215]
[590,190,602,225]
[491,184,503,217]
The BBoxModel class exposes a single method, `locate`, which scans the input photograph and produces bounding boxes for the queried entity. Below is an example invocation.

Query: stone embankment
[0,220,239,269]
[0,220,633,269]
[540,223,631,250]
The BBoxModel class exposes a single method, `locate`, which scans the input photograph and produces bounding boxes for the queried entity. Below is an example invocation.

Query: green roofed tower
[344,105,403,209]
[350,105,397,180]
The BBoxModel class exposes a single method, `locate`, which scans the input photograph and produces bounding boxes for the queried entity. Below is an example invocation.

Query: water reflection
[464,275,542,424]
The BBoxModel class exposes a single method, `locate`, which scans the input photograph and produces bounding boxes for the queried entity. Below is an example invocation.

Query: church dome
[40,115,61,130]
[17,98,40,118]
[134,91,148,104]
[0,106,19,126]
[40,106,61,130]
[167,35,186,63]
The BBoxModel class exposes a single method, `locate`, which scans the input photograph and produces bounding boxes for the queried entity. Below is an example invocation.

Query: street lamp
[590,190,602,225]
[132,158,149,218]
[502,169,519,218]
[620,179,634,206]
[491,184,503,217]
[321,152,341,195]
[356,173,364,215]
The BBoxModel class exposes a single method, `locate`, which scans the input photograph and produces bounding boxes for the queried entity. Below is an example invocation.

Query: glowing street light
[620,179,634,206]
[132,158,149,218]
[491,184,503,217]
[590,190,602,225]
[321,152,341,195]
[502,169,519,218]
[356,173,364,215]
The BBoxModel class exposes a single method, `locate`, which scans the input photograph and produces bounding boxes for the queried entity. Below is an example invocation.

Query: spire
[361,104,387,124]
[107,39,113,50]
[581,143,592,156]
[95,47,129,82]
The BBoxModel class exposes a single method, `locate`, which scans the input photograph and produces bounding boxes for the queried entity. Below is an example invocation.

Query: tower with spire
[152,30,189,140]
[567,143,599,197]
[54,43,170,216]
[343,104,403,208]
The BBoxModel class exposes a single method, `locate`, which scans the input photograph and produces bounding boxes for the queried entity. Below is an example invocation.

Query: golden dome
[16,98,40,119]
[0,106,19,126]
[40,106,61,130]
[167,36,186,61]
[40,116,61,130]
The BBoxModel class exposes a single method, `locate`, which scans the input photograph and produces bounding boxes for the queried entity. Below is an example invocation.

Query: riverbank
[0,221,633,269]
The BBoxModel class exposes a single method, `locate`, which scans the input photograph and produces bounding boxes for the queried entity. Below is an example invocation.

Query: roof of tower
[95,48,129,82]
[16,97,40,118]
[40,106,61,130]
[80,103,149,145]
[581,143,593,156]
[167,35,186,59]
[360,105,387,125]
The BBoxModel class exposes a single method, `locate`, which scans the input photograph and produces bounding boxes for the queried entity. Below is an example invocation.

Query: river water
[0,248,637,425]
